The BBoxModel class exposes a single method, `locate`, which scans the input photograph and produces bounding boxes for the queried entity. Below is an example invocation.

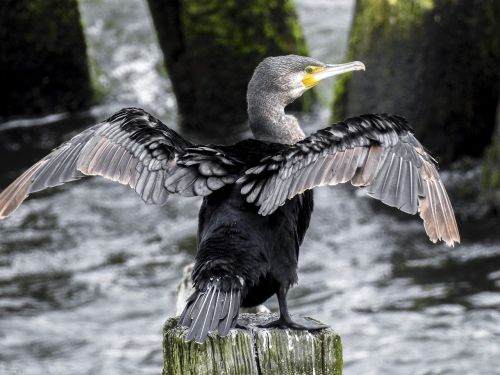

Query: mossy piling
[163,314,342,375]
[0,0,93,119]
[146,0,315,139]
[482,94,500,209]
[333,0,500,164]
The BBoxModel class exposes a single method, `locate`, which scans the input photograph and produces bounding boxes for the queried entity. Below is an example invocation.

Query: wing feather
[0,108,240,219]
[352,145,384,186]
[318,156,336,185]
[239,114,460,246]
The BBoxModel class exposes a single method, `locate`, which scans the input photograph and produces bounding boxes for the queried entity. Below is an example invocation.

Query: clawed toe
[257,317,327,331]
[289,318,328,331]
[235,322,249,330]
[256,319,283,329]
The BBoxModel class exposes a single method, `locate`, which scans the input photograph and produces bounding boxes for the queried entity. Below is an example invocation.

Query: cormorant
[0,55,460,343]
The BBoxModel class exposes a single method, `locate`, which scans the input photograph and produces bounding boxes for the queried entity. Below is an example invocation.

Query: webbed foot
[235,322,250,330]
[257,316,327,331]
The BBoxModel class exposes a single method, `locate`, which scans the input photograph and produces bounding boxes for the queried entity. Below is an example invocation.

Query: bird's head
[248,54,365,105]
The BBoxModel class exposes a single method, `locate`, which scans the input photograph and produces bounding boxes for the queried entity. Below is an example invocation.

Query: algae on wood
[333,0,500,164]
[0,0,93,119]
[163,313,342,375]
[482,94,500,209]
[146,0,314,138]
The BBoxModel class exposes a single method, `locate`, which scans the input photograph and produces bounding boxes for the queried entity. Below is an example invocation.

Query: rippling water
[1,1,500,374]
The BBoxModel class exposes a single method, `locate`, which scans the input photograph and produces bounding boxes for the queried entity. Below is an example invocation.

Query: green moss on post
[0,0,93,119]
[147,0,314,138]
[482,96,500,208]
[163,317,257,375]
[333,0,500,164]
[163,314,342,375]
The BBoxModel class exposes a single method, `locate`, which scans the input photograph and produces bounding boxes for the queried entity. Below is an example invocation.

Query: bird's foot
[257,316,327,331]
[235,322,250,330]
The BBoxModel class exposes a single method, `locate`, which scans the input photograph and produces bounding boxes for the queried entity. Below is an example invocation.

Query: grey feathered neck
[246,55,323,145]
[247,90,305,145]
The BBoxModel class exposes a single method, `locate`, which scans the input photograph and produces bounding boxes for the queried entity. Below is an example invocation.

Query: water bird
[0,55,460,343]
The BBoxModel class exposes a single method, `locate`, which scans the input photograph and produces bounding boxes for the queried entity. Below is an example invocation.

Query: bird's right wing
[239,114,460,246]
[0,108,242,219]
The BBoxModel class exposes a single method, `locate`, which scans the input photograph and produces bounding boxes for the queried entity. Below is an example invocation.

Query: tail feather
[180,277,241,343]
[179,292,201,327]
[209,288,223,331]
[186,285,216,342]
[219,288,240,336]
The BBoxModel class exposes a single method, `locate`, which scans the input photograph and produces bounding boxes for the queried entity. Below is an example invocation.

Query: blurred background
[0,0,499,374]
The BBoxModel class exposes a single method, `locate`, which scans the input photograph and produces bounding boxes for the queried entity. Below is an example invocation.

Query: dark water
[1,1,500,374]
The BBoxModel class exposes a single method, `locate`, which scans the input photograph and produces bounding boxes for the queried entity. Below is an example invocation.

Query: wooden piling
[333,0,500,163]
[0,0,93,118]
[146,0,315,137]
[163,313,342,375]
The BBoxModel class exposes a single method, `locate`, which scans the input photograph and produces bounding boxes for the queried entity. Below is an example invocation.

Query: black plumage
[0,55,460,344]
[180,140,314,342]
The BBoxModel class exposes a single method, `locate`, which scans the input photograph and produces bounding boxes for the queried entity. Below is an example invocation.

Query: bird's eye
[304,66,313,74]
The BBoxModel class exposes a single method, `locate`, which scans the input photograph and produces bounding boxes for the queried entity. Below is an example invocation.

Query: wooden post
[482,92,500,209]
[333,0,500,164]
[146,0,315,138]
[0,0,93,119]
[163,313,342,375]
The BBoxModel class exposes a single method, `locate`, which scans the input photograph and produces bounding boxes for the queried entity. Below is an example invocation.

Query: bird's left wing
[239,114,460,246]
[0,108,242,219]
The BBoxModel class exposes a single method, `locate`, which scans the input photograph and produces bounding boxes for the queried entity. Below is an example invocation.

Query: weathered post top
[163,313,342,375]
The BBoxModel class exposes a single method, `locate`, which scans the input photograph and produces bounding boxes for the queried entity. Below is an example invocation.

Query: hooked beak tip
[332,61,365,72]
[323,60,366,77]
[355,61,366,71]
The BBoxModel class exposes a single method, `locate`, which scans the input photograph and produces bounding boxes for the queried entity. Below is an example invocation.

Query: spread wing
[239,114,460,246]
[0,108,242,219]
